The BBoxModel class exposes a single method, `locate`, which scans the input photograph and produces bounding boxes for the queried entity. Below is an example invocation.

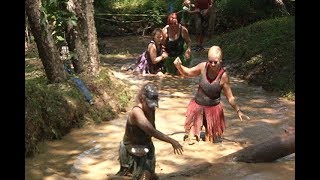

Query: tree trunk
[65,23,87,74]
[25,0,66,83]
[231,127,295,163]
[72,0,100,76]
[84,0,100,75]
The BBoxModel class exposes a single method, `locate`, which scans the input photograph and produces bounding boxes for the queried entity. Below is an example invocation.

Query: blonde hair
[208,46,223,61]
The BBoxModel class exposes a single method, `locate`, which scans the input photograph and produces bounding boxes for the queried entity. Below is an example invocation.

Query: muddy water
[25,40,294,180]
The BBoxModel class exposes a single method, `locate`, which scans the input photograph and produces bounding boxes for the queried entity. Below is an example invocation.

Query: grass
[25,58,132,157]
[205,16,295,100]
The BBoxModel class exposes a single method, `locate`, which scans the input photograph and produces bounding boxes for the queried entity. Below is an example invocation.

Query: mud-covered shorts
[116,141,157,179]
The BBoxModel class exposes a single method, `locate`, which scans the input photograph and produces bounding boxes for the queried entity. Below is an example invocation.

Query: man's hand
[171,139,183,155]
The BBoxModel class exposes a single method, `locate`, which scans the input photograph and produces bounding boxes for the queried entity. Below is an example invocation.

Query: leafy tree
[25,0,67,83]
[25,0,101,81]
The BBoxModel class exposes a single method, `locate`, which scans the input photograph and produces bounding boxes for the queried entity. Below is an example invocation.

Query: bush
[25,59,132,157]
[25,78,87,157]
[207,16,294,99]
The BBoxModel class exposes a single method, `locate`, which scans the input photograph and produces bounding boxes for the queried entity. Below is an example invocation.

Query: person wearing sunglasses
[173,45,250,145]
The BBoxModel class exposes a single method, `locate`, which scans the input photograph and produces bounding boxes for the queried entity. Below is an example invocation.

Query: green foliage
[215,0,294,33]
[25,60,132,157]
[218,0,252,17]
[94,0,176,36]
[95,0,168,14]
[41,0,77,46]
[94,0,295,36]
[25,76,87,157]
[90,66,133,109]
[167,0,184,13]
[207,16,294,99]
[86,104,117,124]
[25,42,39,59]
[118,89,132,108]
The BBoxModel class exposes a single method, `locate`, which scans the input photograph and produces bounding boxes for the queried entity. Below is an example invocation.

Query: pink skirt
[185,99,225,138]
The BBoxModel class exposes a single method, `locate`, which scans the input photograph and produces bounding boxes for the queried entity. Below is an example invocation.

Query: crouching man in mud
[114,82,183,180]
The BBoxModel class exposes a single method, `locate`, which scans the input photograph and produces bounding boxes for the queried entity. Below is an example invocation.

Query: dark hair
[151,28,163,42]
[151,28,162,37]
[135,82,159,103]
[167,13,178,25]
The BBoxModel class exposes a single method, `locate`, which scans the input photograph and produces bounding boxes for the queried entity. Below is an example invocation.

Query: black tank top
[123,106,153,146]
[146,41,163,59]
[146,41,164,73]
[165,25,185,57]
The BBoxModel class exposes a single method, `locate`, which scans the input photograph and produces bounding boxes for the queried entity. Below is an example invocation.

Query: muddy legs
[183,134,200,145]
[205,133,222,143]
[139,170,159,180]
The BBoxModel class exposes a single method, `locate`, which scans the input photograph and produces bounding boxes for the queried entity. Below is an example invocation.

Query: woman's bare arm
[181,26,191,59]
[221,73,250,121]
[148,43,165,64]
[174,58,203,77]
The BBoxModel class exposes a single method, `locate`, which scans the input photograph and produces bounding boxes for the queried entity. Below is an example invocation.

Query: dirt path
[25,36,295,180]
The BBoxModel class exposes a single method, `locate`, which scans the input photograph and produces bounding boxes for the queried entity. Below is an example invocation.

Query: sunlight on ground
[26,36,295,180]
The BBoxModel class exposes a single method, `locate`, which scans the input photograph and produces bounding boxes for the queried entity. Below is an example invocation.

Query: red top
[195,0,212,10]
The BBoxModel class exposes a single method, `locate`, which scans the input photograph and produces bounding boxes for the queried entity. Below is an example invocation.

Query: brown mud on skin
[25,36,295,180]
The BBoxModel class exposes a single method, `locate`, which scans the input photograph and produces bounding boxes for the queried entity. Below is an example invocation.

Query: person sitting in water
[133,28,169,76]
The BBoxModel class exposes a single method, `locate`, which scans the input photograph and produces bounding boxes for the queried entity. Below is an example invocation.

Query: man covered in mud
[115,82,183,180]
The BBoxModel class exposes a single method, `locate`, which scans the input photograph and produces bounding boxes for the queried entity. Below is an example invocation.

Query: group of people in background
[180,0,216,51]
[133,12,190,76]
[131,0,216,76]
[115,0,250,179]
